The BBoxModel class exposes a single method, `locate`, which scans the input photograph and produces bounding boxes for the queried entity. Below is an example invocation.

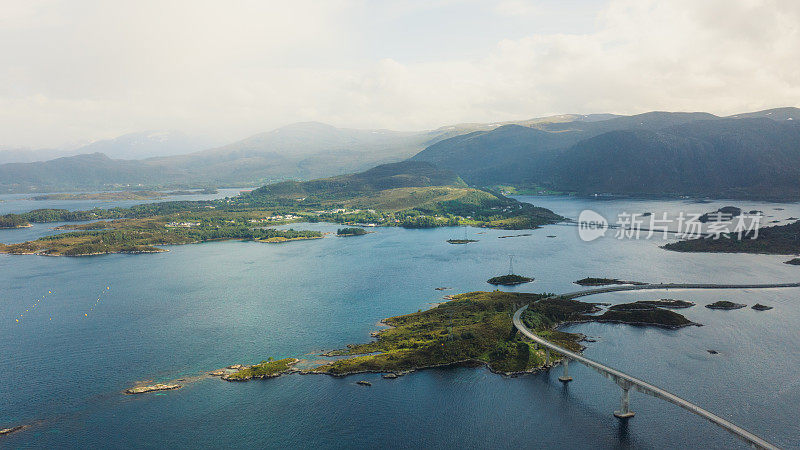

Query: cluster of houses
[164,221,201,228]
[247,214,300,223]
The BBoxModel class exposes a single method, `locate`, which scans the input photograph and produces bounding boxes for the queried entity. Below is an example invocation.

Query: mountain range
[1,107,799,199]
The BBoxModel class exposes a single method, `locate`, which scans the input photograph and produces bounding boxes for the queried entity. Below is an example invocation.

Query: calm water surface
[2,195,799,448]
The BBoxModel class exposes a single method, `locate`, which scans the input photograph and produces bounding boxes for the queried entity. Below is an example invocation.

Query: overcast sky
[1,0,799,148]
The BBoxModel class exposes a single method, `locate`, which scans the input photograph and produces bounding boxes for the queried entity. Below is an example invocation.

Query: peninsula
[0,162,563,256]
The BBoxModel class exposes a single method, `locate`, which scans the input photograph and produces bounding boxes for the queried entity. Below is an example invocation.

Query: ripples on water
[1,194,799,448]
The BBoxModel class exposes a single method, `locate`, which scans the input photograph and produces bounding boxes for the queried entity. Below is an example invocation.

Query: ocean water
[1,195,799,448]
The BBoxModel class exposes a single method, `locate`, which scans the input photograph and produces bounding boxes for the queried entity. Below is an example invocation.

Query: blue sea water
[1,194,799,448]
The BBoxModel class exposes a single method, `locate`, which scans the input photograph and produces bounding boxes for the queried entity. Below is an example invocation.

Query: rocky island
[595,302,698,328]
[337,227,368,236]
[487,274,534,285]
[125,383,182,395]
[706,301,746,310]
[574,277,646,286]
[663,220,800,254]
[625,299,695,309]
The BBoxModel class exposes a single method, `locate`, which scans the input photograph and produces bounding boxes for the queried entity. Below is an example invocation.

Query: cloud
[1,0,798,148]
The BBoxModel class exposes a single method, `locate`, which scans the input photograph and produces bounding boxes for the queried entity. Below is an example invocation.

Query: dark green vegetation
[600,302,696,328]
[0,218,321,256]
[313,292,586,376]
[337,227,367,236]
[628,299,695,309]
[0,215,30,229]
[574,277,646,286]
[487,274,534,285]
[0,162,562,256]
[222,358,298,381]
[412,108,800,199]
[785,258,800,265]
[447,239,477,244]
[706,301,746,310]
[751,304,773,311]
[663,220,800,254]
[313,291,694,376]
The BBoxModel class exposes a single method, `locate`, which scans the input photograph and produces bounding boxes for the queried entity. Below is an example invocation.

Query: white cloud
[1,0,798,148]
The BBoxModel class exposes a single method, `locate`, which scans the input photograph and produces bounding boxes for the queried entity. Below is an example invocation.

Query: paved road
[512,282,799,450]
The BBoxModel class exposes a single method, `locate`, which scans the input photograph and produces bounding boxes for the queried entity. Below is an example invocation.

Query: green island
[698,206,742,223]
[623,299,695,309]
[487,274,534,285]
[663,220,800,254]
[337,227,368,236]
[785,258,800,265]
[308,291,695,377]
[221,358,299,381]
[0,162,563,256]
[446,239,477,244]
[0,215,32,229]
[599,303,697,328]
[574,277,646,286]
[705,300,746,310]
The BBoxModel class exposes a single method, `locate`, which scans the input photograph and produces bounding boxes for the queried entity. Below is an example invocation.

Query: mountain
[412,109,800,199]
[0,147,73,164]
[73,130,216,160]
[0,123,444,193]
[0,153,178,192]
[727,107,799,122]
[3,109,799,197]
[0,131,216,165]
[551,118,800,197]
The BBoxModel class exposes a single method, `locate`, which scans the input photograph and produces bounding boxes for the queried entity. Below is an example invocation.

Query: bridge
[512,282,800,450]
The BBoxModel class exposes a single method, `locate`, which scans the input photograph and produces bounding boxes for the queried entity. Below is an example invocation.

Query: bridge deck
[512,282,798,450]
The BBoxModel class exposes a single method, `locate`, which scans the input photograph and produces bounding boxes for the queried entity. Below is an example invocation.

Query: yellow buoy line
[83,286,111,317]
[14,286,112,323]
[84,286,111,318]
[15,290,53,323]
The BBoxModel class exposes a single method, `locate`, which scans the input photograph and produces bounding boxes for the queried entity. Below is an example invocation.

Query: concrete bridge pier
[614,382,635,419]
[558,358,573,383]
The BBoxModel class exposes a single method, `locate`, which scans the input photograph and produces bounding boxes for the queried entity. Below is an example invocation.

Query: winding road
[512,282,800,450]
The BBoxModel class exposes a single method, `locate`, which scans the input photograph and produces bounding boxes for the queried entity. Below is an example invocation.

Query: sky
[1,0,799,148]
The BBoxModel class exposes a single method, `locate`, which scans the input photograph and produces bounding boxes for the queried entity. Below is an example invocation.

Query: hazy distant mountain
[727,107,799,122]
[3,109,799,197]
[0,131,216,165]
[0,122,450,192]
[0,153,178,192]
[413,109,800,199]
[72,130,218,160]
[0,147,72,164]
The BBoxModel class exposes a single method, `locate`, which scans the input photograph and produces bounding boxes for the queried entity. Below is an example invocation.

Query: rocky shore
[125,383,182,395]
